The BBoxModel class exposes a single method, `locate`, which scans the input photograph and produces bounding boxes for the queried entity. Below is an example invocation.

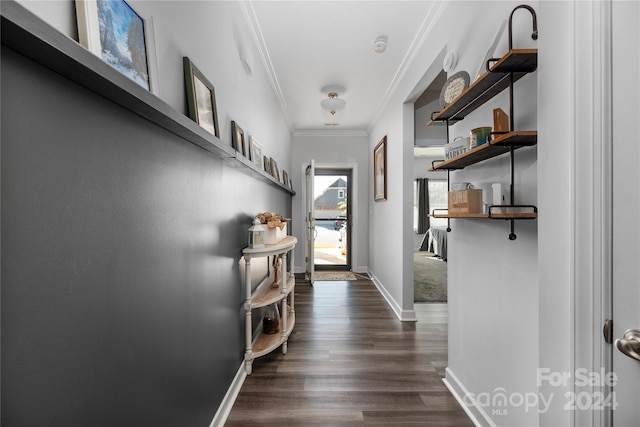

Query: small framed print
[282,170,289,187]
[75,0,158,93]
[374,136,387,201]
[263,156,271,174]
[183,57,219,137]
[249,136,263,170]
[270,158,280,182]
[231,121,246,156]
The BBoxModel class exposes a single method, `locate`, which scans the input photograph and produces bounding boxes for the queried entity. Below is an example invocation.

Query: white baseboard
[354,265,368,274]
[367,269,417,322]
[443,367,495,427]
[209,364,246,427]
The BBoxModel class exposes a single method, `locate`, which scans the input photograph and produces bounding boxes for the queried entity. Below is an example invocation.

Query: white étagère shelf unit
[241,236,297,375]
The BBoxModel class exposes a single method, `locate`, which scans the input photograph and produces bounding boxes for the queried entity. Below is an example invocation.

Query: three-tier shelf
[241,236,296,374]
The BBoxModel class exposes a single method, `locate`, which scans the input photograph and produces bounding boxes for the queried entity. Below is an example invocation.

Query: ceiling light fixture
[320,92,346,116]
[373,36,387,53]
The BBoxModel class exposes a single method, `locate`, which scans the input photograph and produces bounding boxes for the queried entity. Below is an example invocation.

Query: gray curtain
[416,178,430,234]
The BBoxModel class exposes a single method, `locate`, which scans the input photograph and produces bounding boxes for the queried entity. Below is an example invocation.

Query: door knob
[615,329,640,362]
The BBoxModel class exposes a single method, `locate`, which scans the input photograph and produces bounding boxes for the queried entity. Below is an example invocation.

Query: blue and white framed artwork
[76,0,158,93]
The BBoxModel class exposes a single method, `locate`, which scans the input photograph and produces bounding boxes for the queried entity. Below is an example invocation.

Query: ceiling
[243,1,440,133]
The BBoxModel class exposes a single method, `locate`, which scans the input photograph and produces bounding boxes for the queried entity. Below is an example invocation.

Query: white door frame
[305,160,315,284]
[572,1,613,426]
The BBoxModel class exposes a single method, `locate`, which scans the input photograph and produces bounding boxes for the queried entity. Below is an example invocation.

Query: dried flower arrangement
[255,211,290,230]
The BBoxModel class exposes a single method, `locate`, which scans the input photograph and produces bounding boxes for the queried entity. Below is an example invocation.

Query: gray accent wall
[1,46,290,426]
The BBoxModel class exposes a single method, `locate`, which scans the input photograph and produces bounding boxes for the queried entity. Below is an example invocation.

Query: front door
[313,169,351,271]
[611,1,640,423]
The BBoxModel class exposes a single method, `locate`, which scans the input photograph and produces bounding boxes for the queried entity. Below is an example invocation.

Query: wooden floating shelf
[491,212,538,219]
[431,212,488,218]
[429,131,537,171]
[427,49,538,125]
[431,211,538,220]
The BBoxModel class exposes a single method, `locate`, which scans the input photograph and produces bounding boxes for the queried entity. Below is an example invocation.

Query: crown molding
[368,0,447,134]
[239,1,292,130]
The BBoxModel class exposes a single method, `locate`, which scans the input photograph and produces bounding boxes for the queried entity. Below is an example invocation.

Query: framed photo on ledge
[263,156,271,174]
[75,0,158,94]
[270,158,280,182]
[374,136,387,201]
[231,121,246,156]
[183,57,219,137]
[249,136,263,170]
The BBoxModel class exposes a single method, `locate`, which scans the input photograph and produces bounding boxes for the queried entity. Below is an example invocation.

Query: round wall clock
[439,71,470,108]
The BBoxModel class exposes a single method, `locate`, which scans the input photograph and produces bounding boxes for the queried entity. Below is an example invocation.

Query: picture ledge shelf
[0,0,294,196]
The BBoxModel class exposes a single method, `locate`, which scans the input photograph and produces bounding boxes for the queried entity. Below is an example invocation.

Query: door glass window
[314,173,349,269]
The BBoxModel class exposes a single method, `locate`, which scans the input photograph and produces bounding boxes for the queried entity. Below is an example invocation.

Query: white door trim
[572,1,613,426]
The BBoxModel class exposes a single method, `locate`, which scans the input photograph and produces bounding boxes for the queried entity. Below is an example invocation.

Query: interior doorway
[413,70,448,304]
[313,169,351,271]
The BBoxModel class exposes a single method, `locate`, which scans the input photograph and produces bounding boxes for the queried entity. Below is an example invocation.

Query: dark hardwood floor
[225,275,474,426]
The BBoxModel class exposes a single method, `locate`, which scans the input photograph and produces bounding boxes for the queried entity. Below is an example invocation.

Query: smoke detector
[373,36,387,54]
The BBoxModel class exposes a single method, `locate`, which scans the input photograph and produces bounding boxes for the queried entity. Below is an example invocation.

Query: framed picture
[249,136,263,169]
[374,136,387,201]
[231,121,246,156]
[270,158,280,182]
[75,0,158,93]
[263,156,271,174]
[282,170,289,187]
[183,57,219,137]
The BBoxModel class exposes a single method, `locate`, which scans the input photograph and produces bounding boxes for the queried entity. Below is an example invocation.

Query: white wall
[536,2,573,425]
[290,132,369,273]
[369,1,540,425]
[16,0,77,36]
[415,96,447,146]
[17,0,292,172]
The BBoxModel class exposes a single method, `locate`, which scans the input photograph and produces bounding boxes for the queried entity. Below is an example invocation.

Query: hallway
[225,276,473,426]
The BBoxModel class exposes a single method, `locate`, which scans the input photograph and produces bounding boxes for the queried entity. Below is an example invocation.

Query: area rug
[314,271,357,281]
[414,251,447,302]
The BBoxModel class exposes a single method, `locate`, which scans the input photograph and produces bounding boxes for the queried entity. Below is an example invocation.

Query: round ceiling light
[320,92,346,116]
